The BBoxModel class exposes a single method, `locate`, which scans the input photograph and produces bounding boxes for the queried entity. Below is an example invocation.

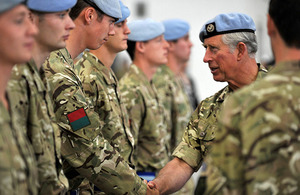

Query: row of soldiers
[1,0,300,195]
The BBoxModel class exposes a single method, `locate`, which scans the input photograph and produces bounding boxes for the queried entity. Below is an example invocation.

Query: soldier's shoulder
[46,49,71,70]
[10,63,31,79]
[119,71,137,87]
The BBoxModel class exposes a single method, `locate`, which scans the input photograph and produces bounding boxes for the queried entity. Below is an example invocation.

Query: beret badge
[206,23,215,33]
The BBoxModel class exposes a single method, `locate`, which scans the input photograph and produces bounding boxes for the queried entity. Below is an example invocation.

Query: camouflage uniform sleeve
[43,50,147,194]
[61,131,147,194]
[173,88,227,172]
[172,102,209,171]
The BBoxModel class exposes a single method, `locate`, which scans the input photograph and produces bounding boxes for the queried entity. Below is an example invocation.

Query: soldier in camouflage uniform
[153,19,193,153]
[6,1,76,194]
[75,0,134,168]
[119,19,170,177]
[206,0,300,194]
[148,13,268,194]
[41,0,155,194]
[152,19,194,195]
[75,2,137,193]
[153,65,193,151]
[0,1,39,194]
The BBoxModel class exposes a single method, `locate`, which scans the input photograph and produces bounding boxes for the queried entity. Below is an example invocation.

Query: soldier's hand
[147,181,156,189]
[147,184,159,195]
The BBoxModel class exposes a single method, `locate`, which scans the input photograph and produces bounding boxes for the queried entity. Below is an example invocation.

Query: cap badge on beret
[206,23,215,33]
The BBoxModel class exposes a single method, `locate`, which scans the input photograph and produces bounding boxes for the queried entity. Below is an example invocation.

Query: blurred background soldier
[0,0,38,194]
[152,18,195,195]
[119,18,170,181]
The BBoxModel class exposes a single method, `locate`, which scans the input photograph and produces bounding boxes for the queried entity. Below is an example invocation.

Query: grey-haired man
[148,12,268,194]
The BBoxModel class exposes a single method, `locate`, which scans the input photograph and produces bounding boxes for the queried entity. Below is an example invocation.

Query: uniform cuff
[134,177,147,194]
[172,141,202,171]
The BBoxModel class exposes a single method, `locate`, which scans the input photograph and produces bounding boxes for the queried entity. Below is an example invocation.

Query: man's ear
[29,12,38,25]
[267,14,276,37]
[136,42,146,53]
[84,7,95,24]
[237,42,246,60]
[168,41,176,52]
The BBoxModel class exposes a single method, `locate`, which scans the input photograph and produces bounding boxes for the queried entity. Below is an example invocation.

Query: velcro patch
[67,108,91,131]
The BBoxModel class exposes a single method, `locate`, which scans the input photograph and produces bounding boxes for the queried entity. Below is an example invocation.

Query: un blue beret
[128,19,165,42]
[199,13,256,42]
[0,0,24,14]
[115,0,130,24]
[27,0,76,12]
[89,0,122,19]
[163,19,190,41]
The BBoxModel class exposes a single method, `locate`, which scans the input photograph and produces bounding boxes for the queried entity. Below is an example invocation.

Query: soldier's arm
[148,157,193,195]
[61,130,147,194]
[43,61,147,194]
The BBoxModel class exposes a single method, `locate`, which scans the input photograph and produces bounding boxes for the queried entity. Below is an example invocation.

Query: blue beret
[163,19,190,41]
[89,0,122,19]
[27,0,77,12]
[128,19,165,42]
[199,13,256,42]
[0,0,24,14]
[115,0,130,24]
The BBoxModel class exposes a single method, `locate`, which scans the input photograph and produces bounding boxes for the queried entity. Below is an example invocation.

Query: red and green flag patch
[67,108,91,131]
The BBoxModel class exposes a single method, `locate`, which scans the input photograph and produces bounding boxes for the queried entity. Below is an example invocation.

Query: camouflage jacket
[41,48,146,194]
[7,59,68,194]
[152,64,193,152]
[75,51,135,166]
[119,64,169,172]
[0,101,38,195]
[206,60,300,195]
[172,64,268,171]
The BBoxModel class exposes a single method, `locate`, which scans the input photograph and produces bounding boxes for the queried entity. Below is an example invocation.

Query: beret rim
[200,28,255,42]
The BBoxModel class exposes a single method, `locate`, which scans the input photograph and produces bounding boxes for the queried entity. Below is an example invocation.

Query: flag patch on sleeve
[67,108,91,131]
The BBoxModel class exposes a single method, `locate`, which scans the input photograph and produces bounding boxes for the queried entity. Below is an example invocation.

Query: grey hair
[222,32,258,59]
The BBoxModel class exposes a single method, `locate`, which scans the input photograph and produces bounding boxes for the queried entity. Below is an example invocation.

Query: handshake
[146,180,160,195]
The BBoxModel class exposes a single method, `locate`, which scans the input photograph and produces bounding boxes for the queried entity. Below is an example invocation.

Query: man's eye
[58,13,66,18]
[14,17,24,24]
[115,23,122,27]
[210,47,218,52]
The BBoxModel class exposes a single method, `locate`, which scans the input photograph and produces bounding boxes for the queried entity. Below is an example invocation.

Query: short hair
[222,32,258,59]
[269,0,300,48]
[126,40,136,61]
[30,10,45,22]
[69,0,104,21]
